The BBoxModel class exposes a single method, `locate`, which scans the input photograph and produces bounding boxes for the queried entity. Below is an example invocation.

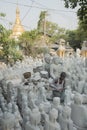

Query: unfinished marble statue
[83,82,87,95]
[70,73,79,91]
[22,106,31,130]
[44,108,61,130]
[7,102,13,113]
[43,54,51,77]
[71,94,87,130]
[59,106,76,130]
[17,86,23,110]
[64,86,74,106]
[0,78,7,99]
[0,108,3,118]
[39,103,48,126]
[17,84,30,112]
[21,95,29,114]
[0,108,3,130]
[52,97,62,118]
[25,108,41,130]
[14,122,22,130]
[36,86,51,113]
[12,103,22,124]
[7,82,15,103]
[77,76,85,94]
[0,95,7,112]
[28,91,37,109]
[37,87,47,104]
[1,111,16,130]
[50,56,63,80]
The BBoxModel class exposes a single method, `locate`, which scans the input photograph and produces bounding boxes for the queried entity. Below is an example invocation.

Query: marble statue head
[74,94,83,105]
[7,103,12,112]
[53,97,60,106]
[39,103,44,112]
[49,108,58,122]
[7,81,13,87]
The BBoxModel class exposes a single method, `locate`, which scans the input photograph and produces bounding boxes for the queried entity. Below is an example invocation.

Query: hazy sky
[0,0,79,31]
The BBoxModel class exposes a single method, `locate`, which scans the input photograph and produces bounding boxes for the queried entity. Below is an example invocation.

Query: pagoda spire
[10,3,24,40]
[15,5,21,25]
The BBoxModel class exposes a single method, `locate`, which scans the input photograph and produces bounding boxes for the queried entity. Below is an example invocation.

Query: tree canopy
[0,13,6,17]
[64,0,87,29]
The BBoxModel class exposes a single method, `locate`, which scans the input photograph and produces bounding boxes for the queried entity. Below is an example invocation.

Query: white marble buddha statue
[43,54,51,76]
[25,108,41,130]
[44,108,61,130]
[52,97,62,114]
[50,56,63,80]
[71,94,87,129]
[59,106,76,130]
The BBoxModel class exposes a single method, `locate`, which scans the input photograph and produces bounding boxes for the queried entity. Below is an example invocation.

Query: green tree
[0,25,10,43]
[0,25,11,63]
[38,11,67,44]
[0,24,22,63]
[37,11,48,33]
[0,13,6,17]
[19,29,39,56]
[65,30,81,50]
[63,0,87,29]
[75,21,87,48]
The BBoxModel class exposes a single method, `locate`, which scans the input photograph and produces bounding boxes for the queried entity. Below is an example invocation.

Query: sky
[0,0,79,31]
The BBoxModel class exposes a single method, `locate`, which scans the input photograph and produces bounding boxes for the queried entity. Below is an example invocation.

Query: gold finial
[16,0,20,14]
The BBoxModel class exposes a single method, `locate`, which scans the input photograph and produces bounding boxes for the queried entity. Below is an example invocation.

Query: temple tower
[10,6,24,40]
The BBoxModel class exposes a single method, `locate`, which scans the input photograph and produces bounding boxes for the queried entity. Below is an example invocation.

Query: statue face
[53,97,60,105]
[45,56,50,63]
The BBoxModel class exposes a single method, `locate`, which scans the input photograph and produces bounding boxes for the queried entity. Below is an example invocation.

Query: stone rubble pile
[0,55,87,130]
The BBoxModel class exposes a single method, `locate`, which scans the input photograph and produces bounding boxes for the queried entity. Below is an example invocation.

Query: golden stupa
[10,6,24,40]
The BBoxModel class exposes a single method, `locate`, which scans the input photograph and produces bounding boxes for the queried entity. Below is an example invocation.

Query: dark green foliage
[0,24,23,64]
[65,30,81,50]
[64,0,87,30]
[0,13,6,17]
[37,11,48,33]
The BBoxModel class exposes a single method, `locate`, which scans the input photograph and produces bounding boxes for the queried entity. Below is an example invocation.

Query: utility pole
[43,12,46,45]
[43,11,47,47]
[43,11,49,54]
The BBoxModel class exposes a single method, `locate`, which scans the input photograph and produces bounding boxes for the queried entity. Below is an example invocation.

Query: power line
[0,17,33,30]
[21,1,34,21]
[0,0,77,30]
[29,0,48,8]
[0,0,76,13]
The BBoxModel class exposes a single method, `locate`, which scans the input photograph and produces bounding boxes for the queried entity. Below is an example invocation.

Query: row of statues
[0,53,87,130]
